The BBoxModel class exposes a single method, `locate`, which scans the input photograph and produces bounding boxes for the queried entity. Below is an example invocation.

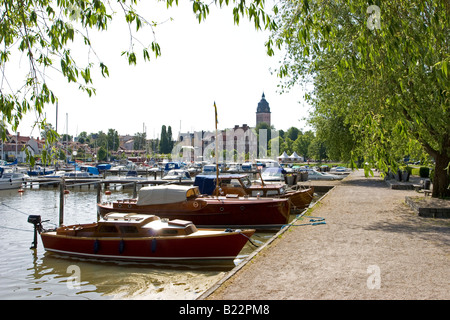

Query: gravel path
[202,169,450,300]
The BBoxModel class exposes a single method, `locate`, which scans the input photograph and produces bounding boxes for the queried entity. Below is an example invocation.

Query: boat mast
[214,102,219,194]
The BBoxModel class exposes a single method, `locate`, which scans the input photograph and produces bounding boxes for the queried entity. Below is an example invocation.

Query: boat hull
[98,197,290,229]
[0,180,25,190]
[40,229,254,262]
[194,174,314,213]
[280,187,315,211]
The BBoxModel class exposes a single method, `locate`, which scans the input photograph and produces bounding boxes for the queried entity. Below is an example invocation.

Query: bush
[419,167,430,178]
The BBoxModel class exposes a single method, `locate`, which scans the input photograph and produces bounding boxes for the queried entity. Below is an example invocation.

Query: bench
[424,190,432,197]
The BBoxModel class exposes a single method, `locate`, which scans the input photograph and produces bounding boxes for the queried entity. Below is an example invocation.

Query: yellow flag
[214,101,218,126]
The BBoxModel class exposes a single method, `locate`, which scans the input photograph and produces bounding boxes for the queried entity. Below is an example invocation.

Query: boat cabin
[194,174,285,197]
[56,213,198,237]
[162,169,191,180]
[260,167,285,182]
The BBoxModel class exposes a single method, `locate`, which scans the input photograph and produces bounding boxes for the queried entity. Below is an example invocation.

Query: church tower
[256,92,271,127]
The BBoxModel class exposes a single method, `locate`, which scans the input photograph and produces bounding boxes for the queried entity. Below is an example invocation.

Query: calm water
[0,185,271,300]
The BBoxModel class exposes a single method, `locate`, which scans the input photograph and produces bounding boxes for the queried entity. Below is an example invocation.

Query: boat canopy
[164,162,182,172]
[96,163,111,171]
[194,175,218,195]
[136,185,199,205]
[80,166,100,175]
[261,167,285,179]
[194,174,248,195]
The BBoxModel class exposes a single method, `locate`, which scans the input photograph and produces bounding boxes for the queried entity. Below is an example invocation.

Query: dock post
[96,182,101,203]
[96,182,101,221]
[133,181,137,198]
[59,178,65,226]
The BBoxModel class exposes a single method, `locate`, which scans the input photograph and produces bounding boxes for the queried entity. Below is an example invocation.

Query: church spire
[256,92,271,126]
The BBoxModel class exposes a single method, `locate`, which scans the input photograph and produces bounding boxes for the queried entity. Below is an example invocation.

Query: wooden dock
[25,169,264,189]
[25,177,194,189]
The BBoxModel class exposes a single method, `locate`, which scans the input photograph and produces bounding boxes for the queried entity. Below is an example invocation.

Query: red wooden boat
[194,174,314,211]
[28,213,255,263]
[97,185,291,229]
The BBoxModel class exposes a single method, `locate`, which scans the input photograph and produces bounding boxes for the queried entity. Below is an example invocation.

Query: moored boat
[27,166,55,176]
[0,167,28,190]
[97,185,291,229]
[194,174,314,211]
[28,213,254,263]
[64,165,101,179]
[162,169,192,181]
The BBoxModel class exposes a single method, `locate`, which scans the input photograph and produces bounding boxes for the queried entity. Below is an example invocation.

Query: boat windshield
[241,176,252,188]
[186,187,199,198]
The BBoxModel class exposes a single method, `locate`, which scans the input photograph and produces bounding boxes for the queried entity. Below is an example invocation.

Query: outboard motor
[27,215,42,249]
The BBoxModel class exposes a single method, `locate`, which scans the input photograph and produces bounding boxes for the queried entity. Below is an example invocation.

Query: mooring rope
[0,202,29,217]
[0,225,33,232]
[239,232,263,247]
[0,203,34,232]
[285,219,326,227]
[226,228,262,247]
[0,202,56,230]
[281,210,327,228]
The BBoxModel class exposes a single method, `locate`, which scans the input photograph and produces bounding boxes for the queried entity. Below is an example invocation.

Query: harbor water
[0,186,274,300]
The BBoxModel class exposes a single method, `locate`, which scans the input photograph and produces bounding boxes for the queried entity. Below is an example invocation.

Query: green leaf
[100,62,109,77]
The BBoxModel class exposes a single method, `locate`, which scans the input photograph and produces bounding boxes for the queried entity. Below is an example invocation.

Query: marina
[1,166,447,300]
[0,173,326,300]
[0,187,248,299]
[1,0,447,306]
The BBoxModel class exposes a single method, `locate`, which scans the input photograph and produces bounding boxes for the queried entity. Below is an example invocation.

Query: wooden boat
[194,174,314,211]
[29,213,255,263]
[97,185,290,229]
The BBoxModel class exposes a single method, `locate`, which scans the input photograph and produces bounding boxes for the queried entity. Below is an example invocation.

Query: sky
[13,1,312,140]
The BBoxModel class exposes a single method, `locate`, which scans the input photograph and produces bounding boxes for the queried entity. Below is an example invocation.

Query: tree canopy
[269,0,449,197]
[0,0,276,149]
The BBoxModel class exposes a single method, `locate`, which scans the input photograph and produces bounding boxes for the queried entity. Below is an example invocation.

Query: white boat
[255,159,280,168]
[64,166,101,179]
[162,169,192,181]
[304,169,343,180]
[0,167,29,190]
[260,167,285,182]
[63,171,100,179]
[41,171,66,178]
[330,166,351,173]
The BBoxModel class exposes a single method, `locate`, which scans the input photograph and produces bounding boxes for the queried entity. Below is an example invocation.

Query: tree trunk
[432,152,450,198]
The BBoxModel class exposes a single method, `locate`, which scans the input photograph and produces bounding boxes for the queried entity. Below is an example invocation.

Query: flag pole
[214,102,219,195]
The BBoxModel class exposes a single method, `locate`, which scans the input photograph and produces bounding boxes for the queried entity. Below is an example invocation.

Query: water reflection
[23,247,235,300]
[38,254,232,300]
[0,188,233,299]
